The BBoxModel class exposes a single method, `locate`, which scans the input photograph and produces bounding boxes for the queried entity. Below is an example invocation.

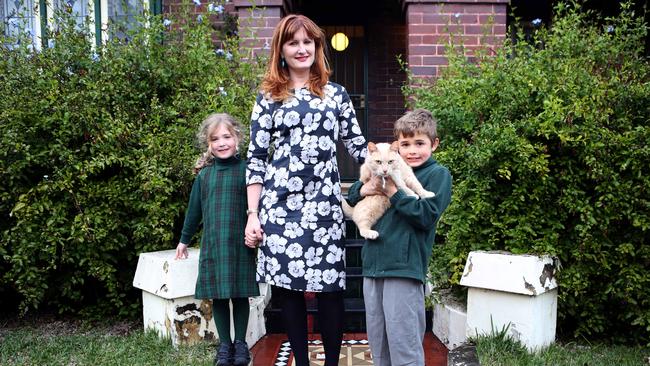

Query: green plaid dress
[180,156,259,299]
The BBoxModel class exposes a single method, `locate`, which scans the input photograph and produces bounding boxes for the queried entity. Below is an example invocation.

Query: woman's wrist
[246,208,259,215]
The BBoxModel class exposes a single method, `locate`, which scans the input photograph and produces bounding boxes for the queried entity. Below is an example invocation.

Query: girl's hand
[175,243,189,259]
[360,176,385,197]
[245,214,264,248]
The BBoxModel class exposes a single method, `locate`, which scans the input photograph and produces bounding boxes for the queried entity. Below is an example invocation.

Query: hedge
[0,2,264,317]
[409,2,649,343]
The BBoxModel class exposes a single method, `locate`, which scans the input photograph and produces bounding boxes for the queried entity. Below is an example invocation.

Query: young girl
[176,113,258,366]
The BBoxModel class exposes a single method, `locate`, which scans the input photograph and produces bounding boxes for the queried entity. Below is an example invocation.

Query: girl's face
[281,28,315,75]
[208,124,239,159]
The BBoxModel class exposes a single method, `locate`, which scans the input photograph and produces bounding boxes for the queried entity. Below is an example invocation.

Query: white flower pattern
[247,83,367,292]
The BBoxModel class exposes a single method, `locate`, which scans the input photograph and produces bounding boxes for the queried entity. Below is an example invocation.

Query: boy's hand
[360,176,385,197]
[175,243,189,260]
[382,177,398,198]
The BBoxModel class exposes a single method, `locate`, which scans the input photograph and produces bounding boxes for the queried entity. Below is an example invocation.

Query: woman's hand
[175,243,189,259]
[245,214,264,248]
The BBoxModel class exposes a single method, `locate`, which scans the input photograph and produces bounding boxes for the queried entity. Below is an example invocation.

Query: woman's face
[281,27,315,74]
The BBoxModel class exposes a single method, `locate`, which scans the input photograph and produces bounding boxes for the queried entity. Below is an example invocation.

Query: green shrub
[0,2,264,317]
[409,2,649,343]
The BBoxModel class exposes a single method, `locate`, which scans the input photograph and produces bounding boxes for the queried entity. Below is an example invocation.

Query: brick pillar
[403,0,508,79]
[234,0,291,59]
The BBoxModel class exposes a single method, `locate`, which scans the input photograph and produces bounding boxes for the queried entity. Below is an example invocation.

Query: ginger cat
[342,141,436,240]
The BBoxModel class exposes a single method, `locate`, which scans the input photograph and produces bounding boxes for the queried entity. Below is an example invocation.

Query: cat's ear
[390,141,400,152]
[368,142,377,152]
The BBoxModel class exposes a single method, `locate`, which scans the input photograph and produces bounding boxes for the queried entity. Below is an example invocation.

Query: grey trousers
[363,277,426,366]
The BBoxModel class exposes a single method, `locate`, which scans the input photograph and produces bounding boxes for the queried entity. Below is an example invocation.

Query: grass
[474,333,650,366]
[0,320,216,366]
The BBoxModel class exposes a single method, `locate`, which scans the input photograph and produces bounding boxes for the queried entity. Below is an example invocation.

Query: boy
[346,108,452,366]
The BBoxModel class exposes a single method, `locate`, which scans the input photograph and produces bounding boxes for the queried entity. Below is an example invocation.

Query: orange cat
[342,142,435,239]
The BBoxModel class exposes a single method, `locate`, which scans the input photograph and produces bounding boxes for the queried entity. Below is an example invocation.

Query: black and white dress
[246,82,367,292]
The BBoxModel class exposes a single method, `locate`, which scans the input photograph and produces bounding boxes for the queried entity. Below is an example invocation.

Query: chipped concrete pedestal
[460,251,558,351]
[432,291,467,350]
[132,249,270,348]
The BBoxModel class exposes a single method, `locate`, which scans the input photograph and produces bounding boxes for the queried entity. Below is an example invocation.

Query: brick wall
[404,0,508,78]
[234,0,288,59]
[366,21,407,143]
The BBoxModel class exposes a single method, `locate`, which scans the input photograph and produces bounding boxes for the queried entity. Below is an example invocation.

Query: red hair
[260,14,331,101]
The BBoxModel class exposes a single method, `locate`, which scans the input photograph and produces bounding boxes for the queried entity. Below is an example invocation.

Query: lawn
[0,319,215,366]
[475,333,650,366]
[1,318,649,366]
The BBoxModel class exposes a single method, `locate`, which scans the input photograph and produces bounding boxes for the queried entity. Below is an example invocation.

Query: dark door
[323,25,367,182]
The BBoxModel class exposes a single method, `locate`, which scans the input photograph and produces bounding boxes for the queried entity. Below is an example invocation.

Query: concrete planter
[460,251,558,351]
[432,292,467,350]
[132,249,270,348]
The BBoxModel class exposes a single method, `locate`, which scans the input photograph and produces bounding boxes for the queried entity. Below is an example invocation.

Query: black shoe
[233,340,251,366]
[215,341,234,366]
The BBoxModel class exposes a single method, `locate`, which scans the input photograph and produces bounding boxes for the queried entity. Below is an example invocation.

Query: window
[1,0,39,44]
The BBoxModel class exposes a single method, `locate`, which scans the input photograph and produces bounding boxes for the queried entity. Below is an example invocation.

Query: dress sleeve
[179,176,203,244]
[338,87,367,164]
[246,93,274,185]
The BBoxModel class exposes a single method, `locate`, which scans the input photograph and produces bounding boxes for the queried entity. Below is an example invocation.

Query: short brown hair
[260,14,331,102]
[394,108,438,142]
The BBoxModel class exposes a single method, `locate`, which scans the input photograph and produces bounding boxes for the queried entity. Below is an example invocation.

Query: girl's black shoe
[233,340,251,366]
[215,341,234,366]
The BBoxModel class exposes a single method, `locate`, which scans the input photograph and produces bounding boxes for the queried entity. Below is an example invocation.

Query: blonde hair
[260,14,331,102]
[193,113,244,174]
[394,108,438,143]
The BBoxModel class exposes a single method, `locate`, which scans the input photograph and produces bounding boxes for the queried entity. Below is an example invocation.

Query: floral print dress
[246,82,367,292]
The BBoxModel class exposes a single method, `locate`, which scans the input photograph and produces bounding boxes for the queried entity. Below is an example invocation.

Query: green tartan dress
[180,156,259,299]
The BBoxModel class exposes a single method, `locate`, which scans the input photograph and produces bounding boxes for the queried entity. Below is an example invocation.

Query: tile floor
[250,332,448,366]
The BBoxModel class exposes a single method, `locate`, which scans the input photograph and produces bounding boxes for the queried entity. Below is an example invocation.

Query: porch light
[331,32,349,51]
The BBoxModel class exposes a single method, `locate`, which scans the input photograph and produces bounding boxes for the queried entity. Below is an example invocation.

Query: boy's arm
[390,167,452,230]
[346,180,364,206]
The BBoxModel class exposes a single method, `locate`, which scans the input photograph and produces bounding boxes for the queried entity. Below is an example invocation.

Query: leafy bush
[0,2,264,317]
[408,2,649,343]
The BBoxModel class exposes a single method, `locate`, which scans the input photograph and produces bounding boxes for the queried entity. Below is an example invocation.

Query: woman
[244,14,367,366]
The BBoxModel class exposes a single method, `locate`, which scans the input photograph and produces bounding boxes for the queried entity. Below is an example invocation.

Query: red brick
[422,56,448,66]
[408,24,437,35]
[408,55,423,66]
[479,13,506,25]
[411,45,438,55]
[408,12,423,24]
[465,4,494,14]
[409,34,423,45]
[465,24,490,35]
[422,13,451,25]
[437,24,463,34]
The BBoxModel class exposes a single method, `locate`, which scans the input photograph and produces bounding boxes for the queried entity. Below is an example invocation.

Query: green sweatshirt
[346,157,452,283]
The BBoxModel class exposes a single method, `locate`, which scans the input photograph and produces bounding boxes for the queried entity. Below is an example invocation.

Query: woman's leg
[316,290,344,366]
[274,286,309,366]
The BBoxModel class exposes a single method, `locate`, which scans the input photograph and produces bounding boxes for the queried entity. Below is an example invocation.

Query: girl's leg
[274,286,309,366]
[231,297,250,341]
[213,298,232,344]
[213,298,234,366]
[232,297,252,365]
[316,290,344,366]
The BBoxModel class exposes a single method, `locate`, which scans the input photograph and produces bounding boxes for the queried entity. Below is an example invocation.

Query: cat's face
[367,142,400,177]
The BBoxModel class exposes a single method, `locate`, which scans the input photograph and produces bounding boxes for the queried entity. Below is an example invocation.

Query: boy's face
[397,132,439,168]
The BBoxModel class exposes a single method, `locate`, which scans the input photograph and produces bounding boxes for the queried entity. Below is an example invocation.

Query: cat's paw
[360,229,379,240]
[420,190,436,198]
